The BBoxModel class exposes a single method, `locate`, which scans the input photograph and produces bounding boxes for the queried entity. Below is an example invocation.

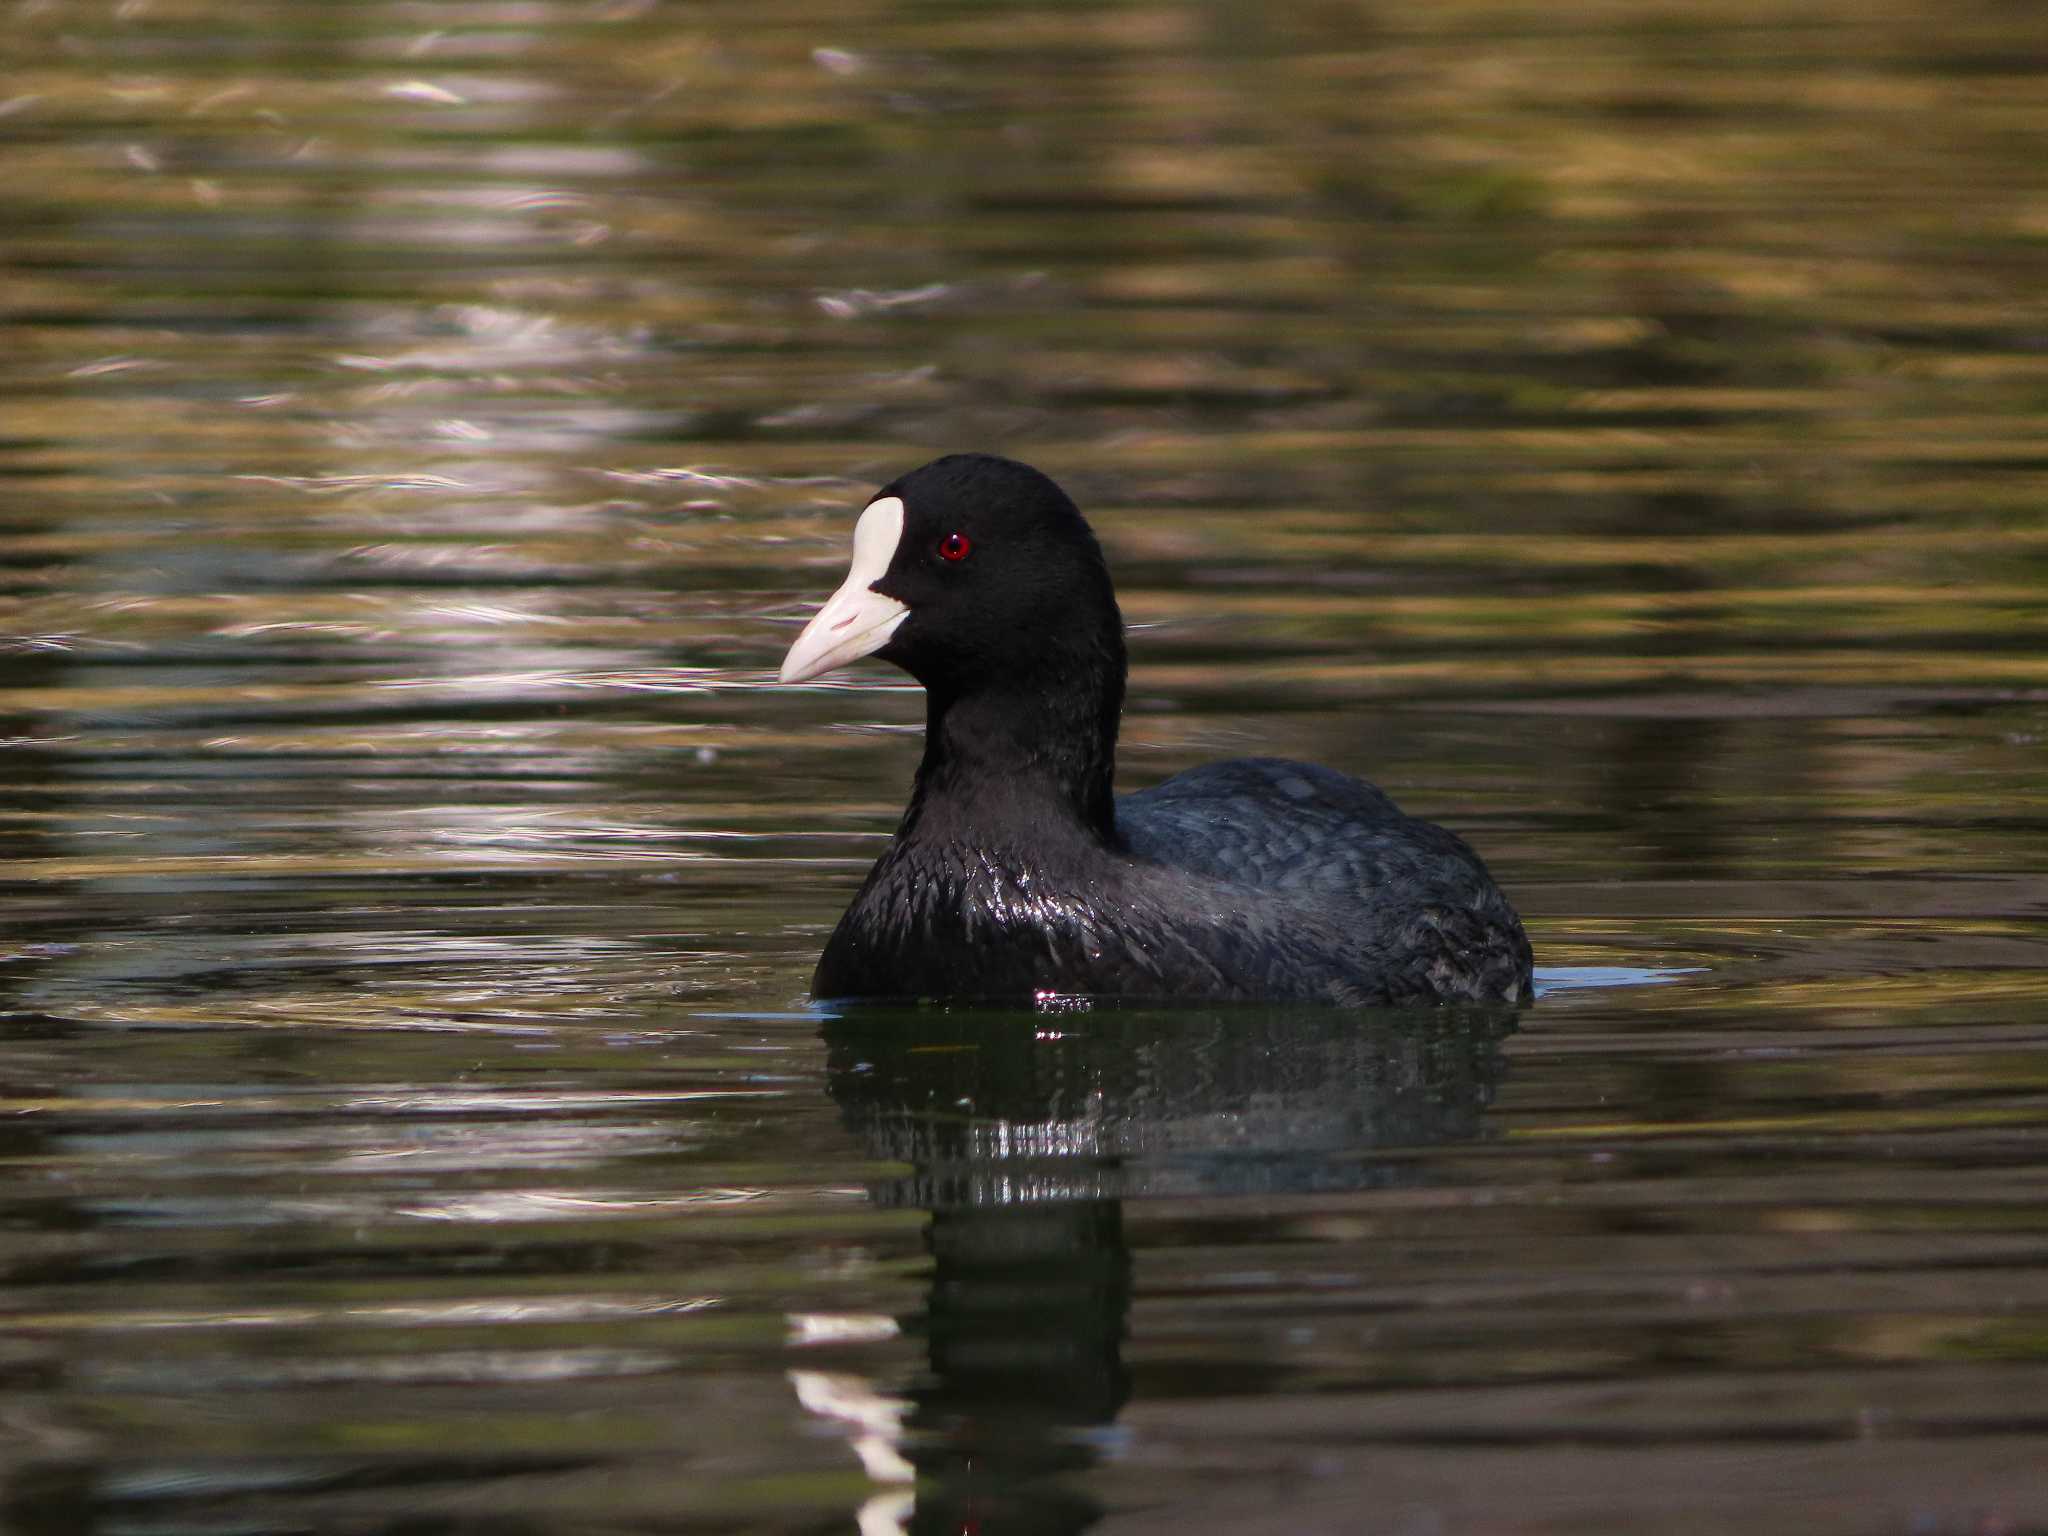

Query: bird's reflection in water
[818,1002,1518,1536]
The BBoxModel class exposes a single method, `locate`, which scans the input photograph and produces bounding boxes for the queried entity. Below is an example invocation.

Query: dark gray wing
[1116,757,1532,1005]
[1117,757,1481,903]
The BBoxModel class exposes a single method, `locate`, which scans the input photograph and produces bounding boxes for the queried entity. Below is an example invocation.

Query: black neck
[902,654,1124,847]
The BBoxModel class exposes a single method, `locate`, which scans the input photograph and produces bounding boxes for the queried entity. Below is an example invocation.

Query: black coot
[779,454,1533,1007]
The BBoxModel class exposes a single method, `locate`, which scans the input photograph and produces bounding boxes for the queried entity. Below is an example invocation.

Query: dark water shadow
[820,1003,1518,1534]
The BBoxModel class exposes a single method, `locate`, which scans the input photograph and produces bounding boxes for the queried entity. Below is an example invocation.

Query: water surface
[4,1,2048,1531]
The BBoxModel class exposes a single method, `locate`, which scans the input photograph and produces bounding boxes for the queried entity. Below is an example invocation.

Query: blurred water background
[3,1,2048,1531]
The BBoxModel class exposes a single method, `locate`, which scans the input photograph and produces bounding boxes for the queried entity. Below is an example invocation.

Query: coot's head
[779,454,1125,699]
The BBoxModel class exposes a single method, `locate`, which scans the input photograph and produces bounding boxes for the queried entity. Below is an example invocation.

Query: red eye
[937,531,972,562]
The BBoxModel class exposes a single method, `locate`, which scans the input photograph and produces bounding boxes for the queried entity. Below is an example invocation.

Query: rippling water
[4,1,2048,1531]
